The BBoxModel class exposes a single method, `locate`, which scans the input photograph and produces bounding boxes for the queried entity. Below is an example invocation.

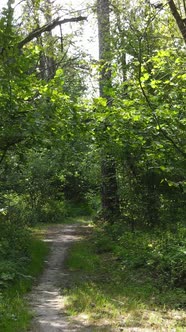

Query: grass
[32,215,92,228]
[62,229,186,331]
[0,217,90,332]
[0,229,49,332]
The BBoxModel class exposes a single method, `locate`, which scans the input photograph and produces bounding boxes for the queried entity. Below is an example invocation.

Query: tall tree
[97,0,120,221]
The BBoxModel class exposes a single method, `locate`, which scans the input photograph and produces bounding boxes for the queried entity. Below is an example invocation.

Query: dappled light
[0,0,185,330]
[63,230,186,330]
[29,223,114,331]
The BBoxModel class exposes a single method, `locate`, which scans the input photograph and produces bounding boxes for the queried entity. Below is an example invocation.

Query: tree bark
[168,0,186,43]
[97,0,120,221]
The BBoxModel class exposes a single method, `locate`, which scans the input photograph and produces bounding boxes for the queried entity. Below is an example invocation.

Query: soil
[29,224,88,331]
[29,223,114,332]
[28,223,186,332]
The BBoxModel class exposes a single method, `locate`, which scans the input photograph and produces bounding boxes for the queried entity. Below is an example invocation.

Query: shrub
[107,226,186,288]
[0,215,31,289]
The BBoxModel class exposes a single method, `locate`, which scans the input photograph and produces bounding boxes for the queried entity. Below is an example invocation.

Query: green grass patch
[66,240,99,273]
[63,228,186,331]
[0,231,49,332]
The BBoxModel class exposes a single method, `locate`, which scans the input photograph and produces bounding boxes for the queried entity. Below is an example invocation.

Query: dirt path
[28,223,186,332]
[29,224,93,332]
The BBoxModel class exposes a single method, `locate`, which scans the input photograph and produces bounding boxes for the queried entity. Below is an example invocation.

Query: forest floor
[29,223,110,332]
[28,222,186,332]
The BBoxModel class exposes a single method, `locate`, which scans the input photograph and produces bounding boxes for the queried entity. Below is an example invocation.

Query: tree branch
[168,0,186,43]
[18,16,87,48]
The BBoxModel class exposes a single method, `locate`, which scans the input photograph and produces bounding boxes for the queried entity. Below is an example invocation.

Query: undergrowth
[0,224,49,332]
[63,224,186,331]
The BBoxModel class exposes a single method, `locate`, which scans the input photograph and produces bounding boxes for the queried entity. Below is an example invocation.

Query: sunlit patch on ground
[63,233,186,331]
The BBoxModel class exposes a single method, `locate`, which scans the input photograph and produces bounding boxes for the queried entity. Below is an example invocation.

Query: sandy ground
[29,224,96,332]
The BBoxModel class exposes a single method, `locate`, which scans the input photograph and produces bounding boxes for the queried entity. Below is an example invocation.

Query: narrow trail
[29,224,92,332]
[28,224,158,332]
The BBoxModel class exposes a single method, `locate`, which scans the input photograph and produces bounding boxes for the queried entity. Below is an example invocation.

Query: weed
[0,233,49,332]
[63,227,186,330]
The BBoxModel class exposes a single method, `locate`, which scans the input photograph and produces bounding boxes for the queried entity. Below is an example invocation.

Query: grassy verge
[0,228,49,332]
[63,227,186,331]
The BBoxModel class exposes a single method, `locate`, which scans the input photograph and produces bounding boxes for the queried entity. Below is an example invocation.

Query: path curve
[29,224,91,332]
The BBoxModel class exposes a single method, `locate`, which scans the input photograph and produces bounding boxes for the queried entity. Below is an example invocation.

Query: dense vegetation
[64,225,186,330]
[0,0,185,330]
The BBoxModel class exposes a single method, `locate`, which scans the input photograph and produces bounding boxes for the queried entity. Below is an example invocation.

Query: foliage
[113,227,186,288]
[0,215,31,288]
[94,216,186,287]
[63,226,186,330]
[0,0,185,328]
[0,227,49,332]
[0,0,185,227]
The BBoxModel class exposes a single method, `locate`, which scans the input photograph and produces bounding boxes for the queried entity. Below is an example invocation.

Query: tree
[0,0,88,217]
[97,0,120,221]
[94,0,186,227]
[168,0,186,43]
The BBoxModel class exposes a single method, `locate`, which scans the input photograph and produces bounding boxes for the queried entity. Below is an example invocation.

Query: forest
[0,0,186,330]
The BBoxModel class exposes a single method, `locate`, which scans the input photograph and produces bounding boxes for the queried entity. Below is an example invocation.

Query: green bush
[147,228,186,287]
[106,226,186,288]
[0,216,31,289]
[0,233,49,332]
[38,200,68,223]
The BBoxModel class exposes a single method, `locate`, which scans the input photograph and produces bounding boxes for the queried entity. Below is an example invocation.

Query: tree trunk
[97,0,120,221]
[168,0,186,43]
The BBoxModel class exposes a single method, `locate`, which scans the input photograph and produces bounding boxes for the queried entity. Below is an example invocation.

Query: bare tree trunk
[97,0,120,221]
